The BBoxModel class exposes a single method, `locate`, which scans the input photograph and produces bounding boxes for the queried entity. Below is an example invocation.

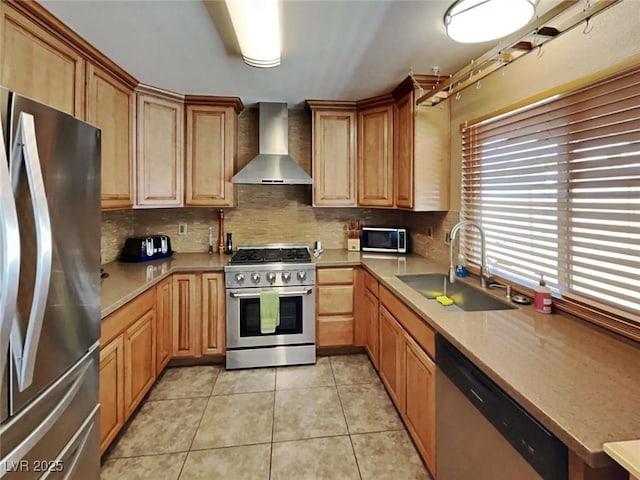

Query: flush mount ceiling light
[444,0,536,44]
[225,0,281,68]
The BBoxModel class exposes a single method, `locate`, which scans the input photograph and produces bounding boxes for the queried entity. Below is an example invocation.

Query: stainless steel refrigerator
[0,88,101,479]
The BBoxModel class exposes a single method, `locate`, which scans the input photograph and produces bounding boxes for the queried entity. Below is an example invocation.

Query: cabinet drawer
[318,267,354,285]
[318,284,354,315]
[318,315,354,346]
[101,287,156,346]
[364,270,379,297]
[380,285,435,359]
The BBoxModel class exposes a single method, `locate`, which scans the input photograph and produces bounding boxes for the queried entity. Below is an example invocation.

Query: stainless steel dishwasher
[436,335,567,480]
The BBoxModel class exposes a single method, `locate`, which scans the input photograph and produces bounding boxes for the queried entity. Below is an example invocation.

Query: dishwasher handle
[436,334,567,480]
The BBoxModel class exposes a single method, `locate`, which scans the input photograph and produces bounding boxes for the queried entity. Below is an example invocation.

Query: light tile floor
[101,355,433,480]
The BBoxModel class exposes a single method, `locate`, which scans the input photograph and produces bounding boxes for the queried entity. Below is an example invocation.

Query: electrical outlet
[445,231,451,244]
[178,223,187,235]
[426,226,433,238]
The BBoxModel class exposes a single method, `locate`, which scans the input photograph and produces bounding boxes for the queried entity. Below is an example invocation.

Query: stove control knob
[282,272,291,283]
[266,272,276,283]
[235,273,245,284]
[251,273,260,284]
[297,271,307,282]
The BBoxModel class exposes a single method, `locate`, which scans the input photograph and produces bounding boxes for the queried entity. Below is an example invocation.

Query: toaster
[120,235,173,262]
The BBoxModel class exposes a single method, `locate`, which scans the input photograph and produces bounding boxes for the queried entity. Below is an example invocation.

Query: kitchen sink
[397,274,516,312]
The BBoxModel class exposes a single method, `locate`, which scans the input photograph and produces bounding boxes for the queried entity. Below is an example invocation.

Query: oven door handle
[229,288,313,299]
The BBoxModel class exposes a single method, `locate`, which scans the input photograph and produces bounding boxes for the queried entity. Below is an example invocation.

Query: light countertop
[604,440,640,479]
[101,250,640,468]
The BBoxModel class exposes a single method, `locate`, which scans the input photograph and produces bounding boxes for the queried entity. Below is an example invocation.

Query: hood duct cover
[232,102,312,185]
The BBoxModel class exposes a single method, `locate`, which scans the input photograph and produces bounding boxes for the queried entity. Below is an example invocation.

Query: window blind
[461,66,640,321]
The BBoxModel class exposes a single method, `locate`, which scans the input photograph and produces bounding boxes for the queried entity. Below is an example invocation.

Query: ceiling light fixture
[225,0,281,68]
[444,0,536,44]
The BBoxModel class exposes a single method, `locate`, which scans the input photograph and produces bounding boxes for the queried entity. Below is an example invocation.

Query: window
[461,65,640,338]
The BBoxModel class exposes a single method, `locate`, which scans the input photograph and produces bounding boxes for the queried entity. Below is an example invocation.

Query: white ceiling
[41,0,559,107]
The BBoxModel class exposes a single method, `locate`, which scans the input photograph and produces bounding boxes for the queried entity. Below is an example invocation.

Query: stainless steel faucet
[449,220,488,288]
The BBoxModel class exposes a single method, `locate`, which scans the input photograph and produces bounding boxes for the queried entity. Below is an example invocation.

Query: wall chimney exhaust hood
[232,102,312,185]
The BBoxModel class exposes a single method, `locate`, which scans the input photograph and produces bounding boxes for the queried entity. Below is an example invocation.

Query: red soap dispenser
[534,275,552,314]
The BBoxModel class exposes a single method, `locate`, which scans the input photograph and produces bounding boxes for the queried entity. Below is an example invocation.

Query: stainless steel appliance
[1,88,101,479]
[224,244,316,369]
[231,103,312,185]
[436,334,567,480]
[361,226,408,253]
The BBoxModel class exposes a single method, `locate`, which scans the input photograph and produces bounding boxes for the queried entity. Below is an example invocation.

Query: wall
[447,0,640,211]
[101,108,450,263]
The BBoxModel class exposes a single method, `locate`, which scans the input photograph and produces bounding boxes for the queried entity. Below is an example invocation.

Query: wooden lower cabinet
[379,300,436,476]
[201,273,226,355]
[172,274,201,357]
[404,333,436,474]
[99,336,124,455]
[99,288,156,454]
[155,277,172,372]
[123,309,156,417]
[173,272,226,357]
[363,286,380,370]
[317,267,355,346]
[378,306,405,407]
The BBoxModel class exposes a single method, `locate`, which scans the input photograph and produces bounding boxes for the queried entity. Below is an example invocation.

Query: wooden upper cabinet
[394,89,450,211]
[307,103,357,206]
[86,64,134,210]
[136,87,184,207]
[184,102,239,207]
[394,91,414,209]
[0,3,84,117]
[358,103,394,207]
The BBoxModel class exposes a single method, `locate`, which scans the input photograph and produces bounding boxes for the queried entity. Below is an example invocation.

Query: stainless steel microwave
[361,227,408,253]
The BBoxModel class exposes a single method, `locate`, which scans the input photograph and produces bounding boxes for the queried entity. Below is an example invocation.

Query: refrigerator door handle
[40,406,98,480]
[0,121,21,377]
[9,112,53,391]
[0,359,92,477]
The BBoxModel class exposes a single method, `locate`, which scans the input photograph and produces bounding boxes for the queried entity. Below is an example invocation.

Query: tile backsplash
[100,107,457,264]
[101,205,458,264]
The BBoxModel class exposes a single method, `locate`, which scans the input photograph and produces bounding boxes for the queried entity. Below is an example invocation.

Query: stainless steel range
[224,244,316,369]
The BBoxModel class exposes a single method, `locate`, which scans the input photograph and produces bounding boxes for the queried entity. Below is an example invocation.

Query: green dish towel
[260,290,280,334]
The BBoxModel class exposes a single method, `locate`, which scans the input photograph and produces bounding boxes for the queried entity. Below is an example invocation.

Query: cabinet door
[185,105,236,207]
[155,277,173,373]
[201,273,225,355]
[123,309,156,418]
[86,63,134,210]
[99,336,124,455]
[394,90,414,209]
[379,306,405,408]
[312,110,357,206]
[0,4,84,117]
[136,92,184,207]
[172,274,201,357]
[358,104,394,207]
[363,287,380,370]
[404,333,436,475]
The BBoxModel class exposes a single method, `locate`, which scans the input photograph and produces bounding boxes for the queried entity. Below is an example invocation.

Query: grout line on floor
[271,432,353,445]
[104,450,191,461]
[269,382,277,480]
[333,371,362,479]
[180,393,214,478]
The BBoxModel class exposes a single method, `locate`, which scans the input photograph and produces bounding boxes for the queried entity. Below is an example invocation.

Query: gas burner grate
[229,247,312,265]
